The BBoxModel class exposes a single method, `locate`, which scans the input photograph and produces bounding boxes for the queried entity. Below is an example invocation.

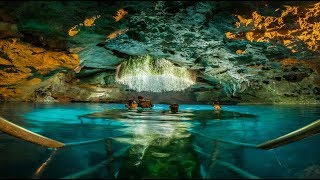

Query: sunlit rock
[115,55,196,92]
[0,39,79,101]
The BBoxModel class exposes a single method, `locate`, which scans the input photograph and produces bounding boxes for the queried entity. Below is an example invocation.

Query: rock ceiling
[0,1,319,104]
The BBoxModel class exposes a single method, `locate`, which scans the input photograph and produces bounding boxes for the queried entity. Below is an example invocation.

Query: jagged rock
[0,39,79,101]
[20,30,67,50]
[0,1,319,104]
[77,44,122,69]
[282,72,310,82]
[79,71,116,86]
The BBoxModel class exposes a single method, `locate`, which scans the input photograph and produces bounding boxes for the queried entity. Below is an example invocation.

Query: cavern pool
[0,102,319,179]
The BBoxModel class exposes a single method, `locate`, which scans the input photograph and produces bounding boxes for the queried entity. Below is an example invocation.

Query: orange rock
[0,39,80,101]
[280,58,301,67]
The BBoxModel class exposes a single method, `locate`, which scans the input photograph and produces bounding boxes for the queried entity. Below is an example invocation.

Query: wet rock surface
[0,1,319,104]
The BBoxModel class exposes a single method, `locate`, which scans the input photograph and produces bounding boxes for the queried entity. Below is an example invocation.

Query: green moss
[117,133,201,179]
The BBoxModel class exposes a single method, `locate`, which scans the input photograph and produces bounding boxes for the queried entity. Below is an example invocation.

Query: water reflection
[80,109,257,178]
[0,103,319,179]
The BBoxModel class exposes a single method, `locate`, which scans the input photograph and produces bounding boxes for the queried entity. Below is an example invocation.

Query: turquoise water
[0,102,319,179]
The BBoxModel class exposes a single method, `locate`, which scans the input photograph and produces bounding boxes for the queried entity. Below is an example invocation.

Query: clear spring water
[0,102,319,179]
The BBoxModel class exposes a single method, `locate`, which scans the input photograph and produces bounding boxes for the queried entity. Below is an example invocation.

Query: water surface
[0,102,319,179]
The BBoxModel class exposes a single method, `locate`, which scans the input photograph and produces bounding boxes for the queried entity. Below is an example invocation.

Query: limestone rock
[0,1,319,104]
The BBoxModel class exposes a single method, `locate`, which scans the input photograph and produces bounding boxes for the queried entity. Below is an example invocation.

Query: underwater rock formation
[0,1,319,104]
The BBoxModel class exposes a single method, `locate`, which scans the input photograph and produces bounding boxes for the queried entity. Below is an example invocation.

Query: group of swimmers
[125,96,154,109]
[125,96,222,112]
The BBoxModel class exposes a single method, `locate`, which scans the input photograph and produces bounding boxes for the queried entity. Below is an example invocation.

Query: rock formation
[0,1,319,104]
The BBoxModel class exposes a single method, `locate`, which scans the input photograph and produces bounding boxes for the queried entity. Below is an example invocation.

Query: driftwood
[0,115,319,179]
[257,119,320,149]
[0,116,65,148]
[190,119,320,150]
[33,149,59,178]
[1,114,319,150]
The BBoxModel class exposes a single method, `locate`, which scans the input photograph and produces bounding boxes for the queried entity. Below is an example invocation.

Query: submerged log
[0,116,65,148]
[216,160,262,179]
[33,149,59,178]
[62,145,131,179]
[61,160,108,179]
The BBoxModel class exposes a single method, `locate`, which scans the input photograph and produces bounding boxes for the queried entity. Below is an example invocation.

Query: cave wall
[0,1,319,104]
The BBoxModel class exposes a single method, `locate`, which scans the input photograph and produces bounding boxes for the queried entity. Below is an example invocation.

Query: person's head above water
[213,101,220,105]
[212,101,221,110]
[126,99,137,109]
[170,103,179,113]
